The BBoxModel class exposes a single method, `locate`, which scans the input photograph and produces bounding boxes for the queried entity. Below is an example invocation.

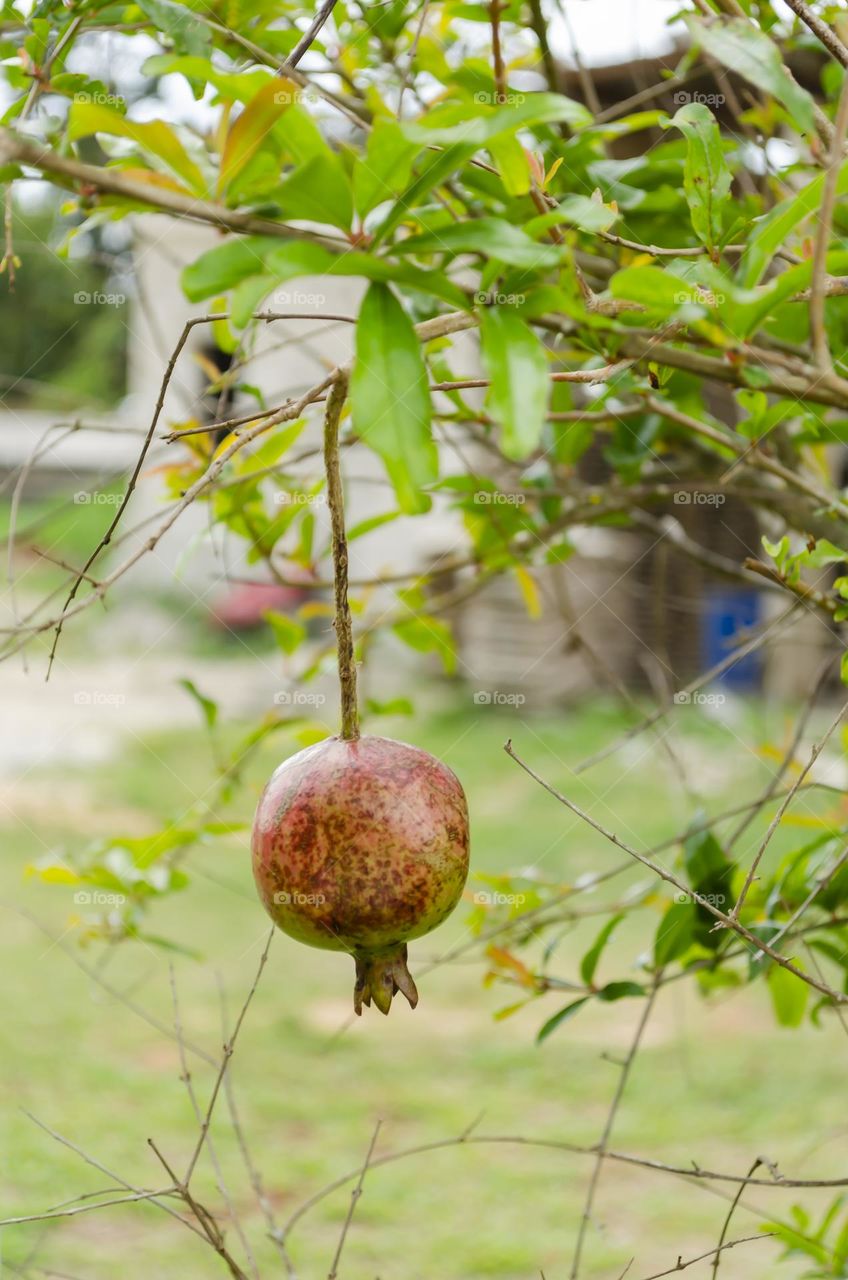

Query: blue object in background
[701,588,763,690]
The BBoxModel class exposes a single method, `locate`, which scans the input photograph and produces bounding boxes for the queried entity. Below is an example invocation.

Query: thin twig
[0,1189,177,1228]
[276,1128,848,1247]
[284,0,340,68]
[323,371,359,740]
[216,973,294,1275]
[571,979,661,1278]
[782,0,848,67]
[711,1160,760,1280]
[184,930,274,1185]
[490,0,507,104]
[729,695,848,922]
[0,129,347,248]
[503,741,848,1005]
[20,1110,199,1238]
[147,1139,250,1280]
[637,1231,772,1280]
[725,655,835,849]
[46,313,224,677]
[327,1121,382,1279]
[170,966,259,1279]
[810,69,848,373]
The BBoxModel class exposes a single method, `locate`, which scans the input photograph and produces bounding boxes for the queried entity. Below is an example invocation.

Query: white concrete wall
[123,215,476,607]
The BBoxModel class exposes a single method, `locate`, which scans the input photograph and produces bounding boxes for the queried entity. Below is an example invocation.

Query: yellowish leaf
[25,862,80,885]
[514,564,541,618]
[219,78,297,195]
[68,102,206,194]
[486,944,536,988]
[118,166,193,195]
[543,156,563,190]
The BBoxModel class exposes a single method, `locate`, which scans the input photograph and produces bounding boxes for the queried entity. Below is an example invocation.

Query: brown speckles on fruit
[251,734,470,1014]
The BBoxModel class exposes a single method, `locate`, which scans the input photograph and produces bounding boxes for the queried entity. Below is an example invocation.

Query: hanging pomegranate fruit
[251,375,470,1013]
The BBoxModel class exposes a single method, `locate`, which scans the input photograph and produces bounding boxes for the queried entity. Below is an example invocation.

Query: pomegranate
[252,734,469,1014]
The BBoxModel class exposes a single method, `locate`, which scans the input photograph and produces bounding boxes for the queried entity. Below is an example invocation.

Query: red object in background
[211,571,316,631]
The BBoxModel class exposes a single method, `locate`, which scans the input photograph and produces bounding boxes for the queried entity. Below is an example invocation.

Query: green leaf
[488,134,531,196]
[402,93,592,146]
[350,283,436,514]
[397,217,565,269]
[265,611,307,655]
[536,996,590,1044]
[480,308,549,459]
[609,265,709,316]
[354,118,418,218]
[346,509,401,541]
[580,913,624,986]
[135,0,211,57]
[654,900,696,967]
[219,78,296,195]
[742,162,848,287]
[687,16,816,136]
[181,237,285,300]
[68,101,207,194]
[178,678,218,731]
[767,961,809,1027]
[552,192,619,233]
[597,981,646,1001]
[365,697,414,716]
[682,825,735,947]
[270,153,354,231]
[393,615,456,673]
[665,102,731,258]
[182,238,469,313]
[373,144,475,243]
[730,249,848,337]
[684,826,728,887]
[144,55,275,109]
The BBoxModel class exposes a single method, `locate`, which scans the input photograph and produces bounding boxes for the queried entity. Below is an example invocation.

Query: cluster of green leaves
[470,817,848,1041]
[765,1197,848,1279]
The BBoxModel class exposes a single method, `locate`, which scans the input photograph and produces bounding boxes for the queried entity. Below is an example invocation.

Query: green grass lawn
[1,701,845,1279]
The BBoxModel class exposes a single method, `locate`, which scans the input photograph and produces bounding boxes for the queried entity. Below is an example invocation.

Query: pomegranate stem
[322,371,360,741]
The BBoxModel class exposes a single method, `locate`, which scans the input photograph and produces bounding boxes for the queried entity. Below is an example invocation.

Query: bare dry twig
[327,1121,382,1279]
[571,978,662,1278]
